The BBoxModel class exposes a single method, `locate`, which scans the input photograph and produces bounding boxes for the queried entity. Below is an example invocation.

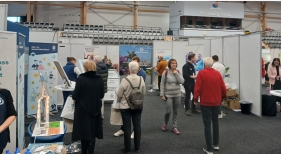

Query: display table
[270,90,281,97]
[262,94,277,116]
[28,119,67,143]
[20,147,67,154]
[55,85,74,91]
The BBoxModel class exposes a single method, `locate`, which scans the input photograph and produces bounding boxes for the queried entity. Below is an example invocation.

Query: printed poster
[32,121,64,136]
[84,46,99,59]
[27,43,58,115]
[17,34,25,149]
[104,69,120,100]
[119,45,152,76]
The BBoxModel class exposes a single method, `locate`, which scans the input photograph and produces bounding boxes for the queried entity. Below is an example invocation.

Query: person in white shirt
[212,55,225,119]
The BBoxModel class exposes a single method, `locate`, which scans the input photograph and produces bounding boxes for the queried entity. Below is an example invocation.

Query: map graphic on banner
[27,43,58,115]
[17,34,25,149]
[119,45,152,75]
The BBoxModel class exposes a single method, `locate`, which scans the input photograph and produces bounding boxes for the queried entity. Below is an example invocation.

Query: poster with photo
[27,43,58,115]
[84,46,100,59]
[119,45,152,76]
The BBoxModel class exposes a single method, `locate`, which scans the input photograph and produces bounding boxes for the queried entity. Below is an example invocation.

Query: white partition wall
[223,36,240,93]
[239,33,262,116]
[29,31,58,43]
[0,4,8,31]
[172,41,190,73]
[211,38,223,61]
[0,31,17,152]
[188,38,211,57]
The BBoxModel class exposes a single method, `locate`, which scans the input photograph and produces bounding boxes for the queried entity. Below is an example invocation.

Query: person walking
[194,57,227,154]
[182,54,200,116]
[72,61,104,154]
[268,58,281,90]
[114,56,146,139]
[116,61,146,154]
[62,57,81,107]
[212,55,225,119]
[0,87,17,154]
[94,55,108,121]
[154,55,167,93]
[160,59,184,135]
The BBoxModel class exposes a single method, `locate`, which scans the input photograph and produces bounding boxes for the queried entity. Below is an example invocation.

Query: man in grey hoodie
[94,55,108,120]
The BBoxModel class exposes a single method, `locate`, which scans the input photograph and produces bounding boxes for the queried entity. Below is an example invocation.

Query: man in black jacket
[94,55,108,120]
[182,54,201,116]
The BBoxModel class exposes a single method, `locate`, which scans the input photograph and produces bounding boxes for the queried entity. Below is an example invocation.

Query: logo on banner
[30,52,36,56]
[212,2,218,8]
[52,45,56,50]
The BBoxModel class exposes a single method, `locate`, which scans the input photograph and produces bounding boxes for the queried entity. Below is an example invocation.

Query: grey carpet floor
[24,80,280,154]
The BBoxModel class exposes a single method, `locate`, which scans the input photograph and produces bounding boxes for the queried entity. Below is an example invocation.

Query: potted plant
[225,67,230,77]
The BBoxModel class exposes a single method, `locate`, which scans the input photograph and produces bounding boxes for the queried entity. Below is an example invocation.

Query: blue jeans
[62,91,73,108]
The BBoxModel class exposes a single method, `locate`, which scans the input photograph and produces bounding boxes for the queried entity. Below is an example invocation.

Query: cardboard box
[223,94,240,109]
[227,89,237,97]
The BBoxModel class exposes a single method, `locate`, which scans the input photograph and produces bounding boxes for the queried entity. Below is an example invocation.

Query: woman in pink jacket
[268,58,281,90]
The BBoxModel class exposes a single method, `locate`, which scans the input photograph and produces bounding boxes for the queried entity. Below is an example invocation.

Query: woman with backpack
[160,59,185,135]
[116,61,146,154]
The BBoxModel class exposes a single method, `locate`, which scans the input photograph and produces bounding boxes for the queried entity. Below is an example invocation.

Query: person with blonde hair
[194,57,227,154]
[72,60,104,154]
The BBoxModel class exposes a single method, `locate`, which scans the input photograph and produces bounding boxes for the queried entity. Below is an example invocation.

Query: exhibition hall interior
[1,1,281,154]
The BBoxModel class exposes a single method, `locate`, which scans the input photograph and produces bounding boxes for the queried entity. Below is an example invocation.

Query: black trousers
[120,108,142,152]
[201,105,220,152]
[184,85,196,111]
[0,149,3,154]
[81,138,96,154]
[62,91,73,108]
[158,76,162,92]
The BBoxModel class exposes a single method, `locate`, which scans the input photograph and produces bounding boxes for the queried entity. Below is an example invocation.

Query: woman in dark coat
[72,60,104,154]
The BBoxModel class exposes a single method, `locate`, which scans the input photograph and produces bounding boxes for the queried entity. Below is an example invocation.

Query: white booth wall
[0,4,8,31]
[0,31,17,151]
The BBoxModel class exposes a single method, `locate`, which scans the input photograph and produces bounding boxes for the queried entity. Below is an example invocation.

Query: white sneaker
[218,114,223,119]
[114,130,124,137]
[213,145,219,150]
[203,148,213,154]
[131,132,134,139]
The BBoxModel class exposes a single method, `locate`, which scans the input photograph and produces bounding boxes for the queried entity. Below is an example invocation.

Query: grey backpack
[123,77,144,110]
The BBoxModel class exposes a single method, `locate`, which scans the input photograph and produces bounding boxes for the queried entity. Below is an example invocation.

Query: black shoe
[192,110,201,114]
[135,149,140,153]
[121,148,131,154]
[185,110,191,116]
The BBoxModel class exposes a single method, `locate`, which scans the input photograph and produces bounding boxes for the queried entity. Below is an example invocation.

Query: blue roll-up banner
[27,43,58,115]
[17,33,25,149]
[119,45,153,75]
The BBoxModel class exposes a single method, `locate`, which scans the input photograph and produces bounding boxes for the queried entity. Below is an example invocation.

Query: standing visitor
[154,55,167,93]
[268,58,281,90]
[114,56,146,139]
[194,57,227,154]
[0,87,17,154]
[116,61,146,154]
[94,55,108,121]
[182,54,200,116]
[62,57,81,107]
[212,55,225,119]
[160,59,184,135]
[72,61,104,154]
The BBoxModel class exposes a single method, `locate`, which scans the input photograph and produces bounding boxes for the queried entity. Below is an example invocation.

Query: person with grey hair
[194,57,227,154]
[116,61,146,154]
[94,55,108,121]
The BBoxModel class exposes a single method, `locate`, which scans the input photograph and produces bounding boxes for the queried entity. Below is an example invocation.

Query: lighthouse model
[36,80,50,127]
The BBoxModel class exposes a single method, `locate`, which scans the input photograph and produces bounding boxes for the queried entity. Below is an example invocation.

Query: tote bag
[110,104,123,125]
[61,96,75,120]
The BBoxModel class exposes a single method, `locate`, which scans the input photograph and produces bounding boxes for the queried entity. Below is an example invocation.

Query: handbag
[112,97,120,109]
[61,96,75,120]
[110,105,123,125]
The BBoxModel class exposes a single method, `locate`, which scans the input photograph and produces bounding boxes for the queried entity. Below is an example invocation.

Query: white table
[270,90,281,97]
[54,82,76,92]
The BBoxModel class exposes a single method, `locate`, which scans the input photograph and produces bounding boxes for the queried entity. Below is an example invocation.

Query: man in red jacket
[194,57,227,154]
